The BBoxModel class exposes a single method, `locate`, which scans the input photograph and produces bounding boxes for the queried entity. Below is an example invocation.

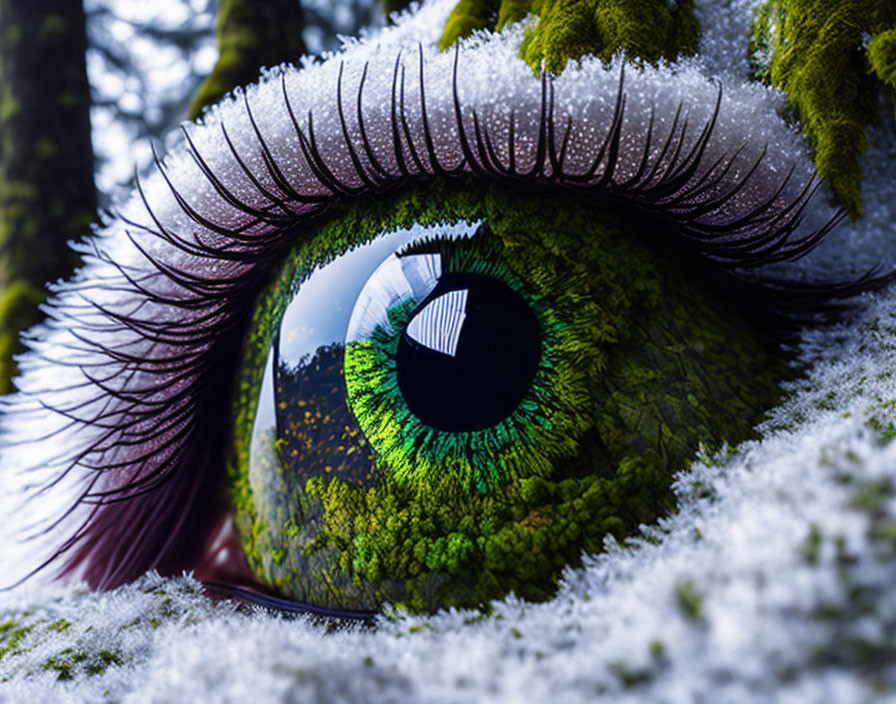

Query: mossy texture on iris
[439,0,700,72]
[228,178,786,613]
[749,0,896,218]
[344,232,590,493]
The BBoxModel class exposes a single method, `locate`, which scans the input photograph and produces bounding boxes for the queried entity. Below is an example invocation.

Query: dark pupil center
[396,272,541,432]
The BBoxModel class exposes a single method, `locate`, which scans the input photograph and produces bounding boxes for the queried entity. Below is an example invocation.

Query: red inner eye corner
[192,511,272,602]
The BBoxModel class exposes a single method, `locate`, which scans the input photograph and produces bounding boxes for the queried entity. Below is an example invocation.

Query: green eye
[228,179,787,614]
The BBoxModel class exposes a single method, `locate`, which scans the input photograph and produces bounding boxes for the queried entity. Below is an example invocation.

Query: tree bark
[0,1,96,392]
[188,0,307,121]
[383,0,414,23]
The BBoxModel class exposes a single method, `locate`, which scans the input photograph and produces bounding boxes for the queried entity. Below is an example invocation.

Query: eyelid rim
[0,37,852,593]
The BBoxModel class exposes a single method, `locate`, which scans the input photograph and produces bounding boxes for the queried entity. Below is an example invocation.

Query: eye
[0,41,864,616]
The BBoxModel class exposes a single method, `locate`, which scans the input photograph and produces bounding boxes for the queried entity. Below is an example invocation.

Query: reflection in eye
[0,38,871,615]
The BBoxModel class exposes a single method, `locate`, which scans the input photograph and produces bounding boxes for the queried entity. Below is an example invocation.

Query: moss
[869,28,896,121]
[188,0,306,120]
[0,624,32,660]
[438,0,500,50]
[648,640,666,659]
[520,0,700,73]
[38,13,67,38]
[383,0,414,23]
[40,647,122,681]
[343,233,593,491]
[229,179,786,613]
[610,660,655,687]
[438,0,700,71]
[34,136,58,159]
[803,523,822,565]
[849,479,893,512]
[869,28,896,88]
[675,580,704,622]
[0,278,45,393]
[750,1,896,217]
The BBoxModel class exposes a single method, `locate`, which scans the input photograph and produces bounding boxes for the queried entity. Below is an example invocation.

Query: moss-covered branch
[750,1,896,218]
[383,0,414,24]
[188,0,307,121]
[438,0,700,72]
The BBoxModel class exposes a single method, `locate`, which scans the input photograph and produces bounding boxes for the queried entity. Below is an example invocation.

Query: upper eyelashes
[0,34,857,591]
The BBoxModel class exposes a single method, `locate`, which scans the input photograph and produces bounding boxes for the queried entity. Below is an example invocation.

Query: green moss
[40,647,122,681]
[750,1,896,217]
[343,233,592,492]
[849,478,893,512]
[0,278,46,393]
[648,640,666,659]
[38,14,67,38]
[869,28,896,121]
[803,523,822,565]
[438,0,501,50]
[610,660,655,687]
[47,619,72,633]
[34,136,58,159]
[438,0,700,71]
[869,28,896,88]
[520,0,700,73]
[383,0,414,23]
[675,579,704,622]
[229,178,786,613]
[0,94,21,121]
[188,0,306,120]
[0,624,32,660]
[496,0,531,28]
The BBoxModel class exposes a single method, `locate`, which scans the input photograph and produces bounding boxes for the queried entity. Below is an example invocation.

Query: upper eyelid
[169,44,835,268]
[0,38,839,589]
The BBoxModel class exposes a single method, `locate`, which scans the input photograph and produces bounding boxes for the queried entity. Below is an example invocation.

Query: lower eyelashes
[0,36,861,604]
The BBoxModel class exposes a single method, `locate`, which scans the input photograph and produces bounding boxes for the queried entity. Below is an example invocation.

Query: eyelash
[3,42,871,594]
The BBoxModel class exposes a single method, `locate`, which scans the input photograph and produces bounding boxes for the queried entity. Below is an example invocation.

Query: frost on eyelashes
[0,19,841,589]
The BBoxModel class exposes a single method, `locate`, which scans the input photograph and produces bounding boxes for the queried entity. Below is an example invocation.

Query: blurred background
[0,0,405,392]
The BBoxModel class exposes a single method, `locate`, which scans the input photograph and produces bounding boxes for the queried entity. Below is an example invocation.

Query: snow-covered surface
[2,0,896,701]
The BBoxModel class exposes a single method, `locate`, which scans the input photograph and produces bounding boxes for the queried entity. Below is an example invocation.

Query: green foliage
[439,0,700,72]
[749,1,896,218]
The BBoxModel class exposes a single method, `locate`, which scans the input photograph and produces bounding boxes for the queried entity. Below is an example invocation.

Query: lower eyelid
[0,39,837,590]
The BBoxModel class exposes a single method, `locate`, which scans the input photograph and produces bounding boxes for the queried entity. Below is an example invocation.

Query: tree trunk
[0,1,96,392]
[188,0,307,121]
[383,0,414,23]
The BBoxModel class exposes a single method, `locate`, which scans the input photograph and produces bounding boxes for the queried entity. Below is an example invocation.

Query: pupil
[396,272,541,432]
